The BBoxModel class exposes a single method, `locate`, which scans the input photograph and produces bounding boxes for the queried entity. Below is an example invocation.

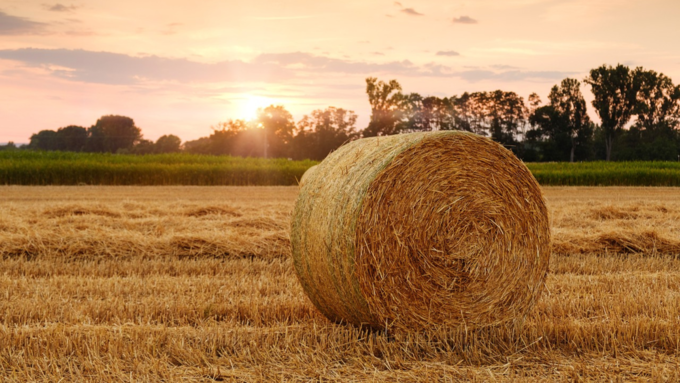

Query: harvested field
[1,186,680,381]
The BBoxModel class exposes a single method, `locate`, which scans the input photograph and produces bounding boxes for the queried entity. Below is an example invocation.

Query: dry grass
[1,186,680,381]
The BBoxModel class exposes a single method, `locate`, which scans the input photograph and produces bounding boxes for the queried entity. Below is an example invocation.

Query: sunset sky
[1,0,679,143]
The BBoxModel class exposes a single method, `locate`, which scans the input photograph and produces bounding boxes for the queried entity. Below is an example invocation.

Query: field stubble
[1,186,680,381]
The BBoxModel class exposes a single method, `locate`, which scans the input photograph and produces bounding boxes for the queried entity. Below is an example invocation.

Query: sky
[1,0,679,144]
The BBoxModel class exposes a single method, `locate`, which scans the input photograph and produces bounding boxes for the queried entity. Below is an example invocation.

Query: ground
[1,186,679,382]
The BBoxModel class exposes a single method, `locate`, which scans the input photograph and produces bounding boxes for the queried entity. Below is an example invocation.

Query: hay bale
[299,165,318,187]
[291,131,550,331]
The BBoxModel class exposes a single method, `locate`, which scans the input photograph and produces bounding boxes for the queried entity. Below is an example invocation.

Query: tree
[584,64,641,161]
[294,107,359,160]
[363,77,404,137]
[209,119,253,156]
[256,105,295,158]
[634,69,680,130]
[86,115,142,153]
[0,141,17,151]
[451,93,477,134]
[487,90,529,150]
[547,78,591,162]
[399,94,456,132]
[155,134,182,153]
[451,92,527,139]
[130,139,155,154]
[56,125,88,152]
[528,104,566,161]
[29,130,59,151]
[183,137,212,154]
[528,93,542,113]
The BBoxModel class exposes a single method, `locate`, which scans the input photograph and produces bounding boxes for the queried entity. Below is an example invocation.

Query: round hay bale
[299,165,318,187]
[291,131,550,331]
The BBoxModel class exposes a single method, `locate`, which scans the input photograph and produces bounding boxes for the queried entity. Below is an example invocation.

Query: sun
[241,94,274,121]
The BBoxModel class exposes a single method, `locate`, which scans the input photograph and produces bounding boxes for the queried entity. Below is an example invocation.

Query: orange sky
[1,0,679,143]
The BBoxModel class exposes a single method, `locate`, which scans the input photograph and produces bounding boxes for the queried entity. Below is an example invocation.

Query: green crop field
[0,151,316,186]
[527,161,680,186]
[1,151,680,186]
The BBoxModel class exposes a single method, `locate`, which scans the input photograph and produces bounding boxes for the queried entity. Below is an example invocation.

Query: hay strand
[291,131,550,331]
[299,165,318,187]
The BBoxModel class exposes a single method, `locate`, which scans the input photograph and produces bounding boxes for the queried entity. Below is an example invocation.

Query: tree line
[5,63,679,162]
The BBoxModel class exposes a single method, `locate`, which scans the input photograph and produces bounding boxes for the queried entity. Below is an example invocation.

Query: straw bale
[291,131,550,331]
[299,165,318,186]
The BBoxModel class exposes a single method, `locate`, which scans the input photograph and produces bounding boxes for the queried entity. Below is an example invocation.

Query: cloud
[0,48,293,84]
[162,22,182,35]
[401,8,424,16]
[436,50,460,57]
[252,15,324,21]
[0,11,48,35]
[44,3,78,12]
[252,52,444,77]
[393,2,402,6]
[456,69,575,82]
[452,16,478,24]
[0,48,575,85]
[64,29,97,36]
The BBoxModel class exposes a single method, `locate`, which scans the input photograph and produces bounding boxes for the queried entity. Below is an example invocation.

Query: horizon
[1,0,679,143]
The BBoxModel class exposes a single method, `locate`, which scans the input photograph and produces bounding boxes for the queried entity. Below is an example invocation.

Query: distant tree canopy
[584,64,641,161]
[29,125,88,152]
[29,115,141,154]
[87,115,141,153]
[131,134,182,154]
[292,107,359,160]
[527,78,593,162]
[363,77,404,137]
[19,64,680,162]
[0,141,18,151]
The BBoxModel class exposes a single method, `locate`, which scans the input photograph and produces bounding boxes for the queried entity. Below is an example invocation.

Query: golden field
[1,186,680,382]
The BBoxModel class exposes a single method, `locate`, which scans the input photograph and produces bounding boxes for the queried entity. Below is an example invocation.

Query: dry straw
[291,131,550,331]
[299,165,318,187]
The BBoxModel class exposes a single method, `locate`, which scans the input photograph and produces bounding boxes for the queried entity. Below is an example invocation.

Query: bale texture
[291,131,550,331]
[299,165,318,186]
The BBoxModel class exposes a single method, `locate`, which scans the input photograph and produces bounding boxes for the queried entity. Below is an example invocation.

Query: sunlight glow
[240,94,275,121]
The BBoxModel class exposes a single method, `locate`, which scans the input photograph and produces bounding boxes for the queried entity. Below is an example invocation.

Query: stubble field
[1,186,680,381]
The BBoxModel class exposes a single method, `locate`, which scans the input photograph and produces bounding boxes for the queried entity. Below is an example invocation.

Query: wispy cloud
[64,29,97,36]
[452,16,478,24]
[251,15,325,21]
[456,69,575,82]
[44,3,78,12]
[0,48,574,85]
[252,52,441,77]
[393,2,402,6]
[161,22,182,35]
[491,64,519,70]
[0,11,48,35]
[401,8,424,16]
[436,50,460,57]
[0,48,292,84]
